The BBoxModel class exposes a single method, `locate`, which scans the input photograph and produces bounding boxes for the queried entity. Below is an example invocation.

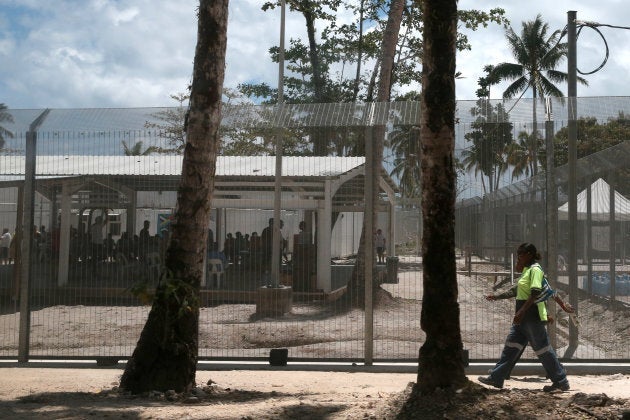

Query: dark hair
[517,243,541,261]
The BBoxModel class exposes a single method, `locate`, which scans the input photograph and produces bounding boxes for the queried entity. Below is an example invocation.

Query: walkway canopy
[0,155,397,291]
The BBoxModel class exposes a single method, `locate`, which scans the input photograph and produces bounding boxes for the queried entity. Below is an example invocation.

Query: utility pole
[270,0,286,286]
[565,10,579,357]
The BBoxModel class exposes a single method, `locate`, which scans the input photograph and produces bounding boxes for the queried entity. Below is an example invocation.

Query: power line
[575,22,609,75]
[573,19,630,75]
[503,17,627,114]
[578,21,630,31]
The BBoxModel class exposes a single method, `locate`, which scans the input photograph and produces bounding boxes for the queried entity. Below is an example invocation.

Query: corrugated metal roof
[0,155,365,178]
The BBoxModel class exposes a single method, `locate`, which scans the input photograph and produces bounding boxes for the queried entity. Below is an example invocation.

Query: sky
[1,0,629,110]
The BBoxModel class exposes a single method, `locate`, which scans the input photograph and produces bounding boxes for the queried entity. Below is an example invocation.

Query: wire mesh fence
[0,98,629,363]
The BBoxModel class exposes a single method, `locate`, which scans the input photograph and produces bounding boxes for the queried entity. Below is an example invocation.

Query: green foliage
[390,125,421,198]
[157,267,199,318]
[144,91,311,156]
[504,130,541,180]
[122,140,157,156]
[551,112,630,166]
[129,266,200,319]
[490,14,586,102]
[250,1,508,169]
[0,103,15,151]
[246,2,507,105]
[128,280,155,305]
[487,14,588,176]
[144,93,189,154]
[456,8,509,51]
[475,65,501,99]
[462,100,513,192]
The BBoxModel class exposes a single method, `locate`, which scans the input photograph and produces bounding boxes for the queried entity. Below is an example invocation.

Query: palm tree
[461,141,490,193]
[0,103,15,151]
[505,131,539,180]
[491,15,587,175]
[390,126,422,199]
[462,100,513,193]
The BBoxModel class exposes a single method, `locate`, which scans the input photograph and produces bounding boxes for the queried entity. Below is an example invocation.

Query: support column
[316,180,332,292]
[57,183,72,286]
[388,202,396,257]
[126,192,137,237]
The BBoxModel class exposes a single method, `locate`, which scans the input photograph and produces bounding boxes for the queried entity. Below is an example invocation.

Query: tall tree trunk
[351,0,365,103]
[299,0,328,156]
[365,58,381,102]
[120,0,228,394]
[347,0,405,307]
[416,0,467,392]
[531,86,538,176]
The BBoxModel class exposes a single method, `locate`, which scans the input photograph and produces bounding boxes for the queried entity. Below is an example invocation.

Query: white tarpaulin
[558,178,630,221]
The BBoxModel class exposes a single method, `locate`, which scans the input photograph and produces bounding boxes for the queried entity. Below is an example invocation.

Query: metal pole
[609,174,616,301]
[364,106,375,365]
[18,109,50,363]
[566,11,579,356]
[270,0,286,286]
[586,182,592,293]
[545,99,558,345]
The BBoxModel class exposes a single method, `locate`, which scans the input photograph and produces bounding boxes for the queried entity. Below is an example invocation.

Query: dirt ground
[0,367,628,419]
[1,257,629,418]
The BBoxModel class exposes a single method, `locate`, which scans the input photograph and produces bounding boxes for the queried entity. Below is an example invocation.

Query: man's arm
[552,295,574,313]
[485,285,517,301]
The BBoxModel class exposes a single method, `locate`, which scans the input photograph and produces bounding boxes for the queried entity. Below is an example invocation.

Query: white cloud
[457,1,630,99]
[0,0,628,109]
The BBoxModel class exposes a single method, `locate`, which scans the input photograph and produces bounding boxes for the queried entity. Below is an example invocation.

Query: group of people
[216,218,290,272]
[0,225,61,265]
[214,218,317,274]
[69,219,168,265]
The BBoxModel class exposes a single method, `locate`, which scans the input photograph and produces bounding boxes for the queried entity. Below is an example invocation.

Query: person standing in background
[0,228,11,264]
[89,216,107,263]
[138,220,151,261]
[375,228,386,264]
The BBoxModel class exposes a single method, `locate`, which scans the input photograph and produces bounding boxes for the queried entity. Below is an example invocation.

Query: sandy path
[0,367,628,419]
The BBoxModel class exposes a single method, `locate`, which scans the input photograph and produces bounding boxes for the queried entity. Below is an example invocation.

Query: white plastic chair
[206,258,225,288]
[144,252,161,284]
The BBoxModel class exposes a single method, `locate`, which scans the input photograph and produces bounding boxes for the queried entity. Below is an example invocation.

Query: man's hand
[485,294,497,301]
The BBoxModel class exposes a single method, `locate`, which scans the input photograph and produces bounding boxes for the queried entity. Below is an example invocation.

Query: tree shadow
[268,402,348,418]
[0,388,302,419]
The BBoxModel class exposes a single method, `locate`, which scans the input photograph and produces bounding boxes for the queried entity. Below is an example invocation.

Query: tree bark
[416,0,467,392]
[120,0,228,394]
[296,0,329,156]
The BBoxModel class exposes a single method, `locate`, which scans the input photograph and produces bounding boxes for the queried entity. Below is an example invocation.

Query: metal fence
[0,98,629,363]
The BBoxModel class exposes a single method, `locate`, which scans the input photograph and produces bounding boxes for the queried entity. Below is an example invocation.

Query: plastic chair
[206,258,225,288]
[144,252,162,284]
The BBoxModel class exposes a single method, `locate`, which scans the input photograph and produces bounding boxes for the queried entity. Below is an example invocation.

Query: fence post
[18,109,50,363]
